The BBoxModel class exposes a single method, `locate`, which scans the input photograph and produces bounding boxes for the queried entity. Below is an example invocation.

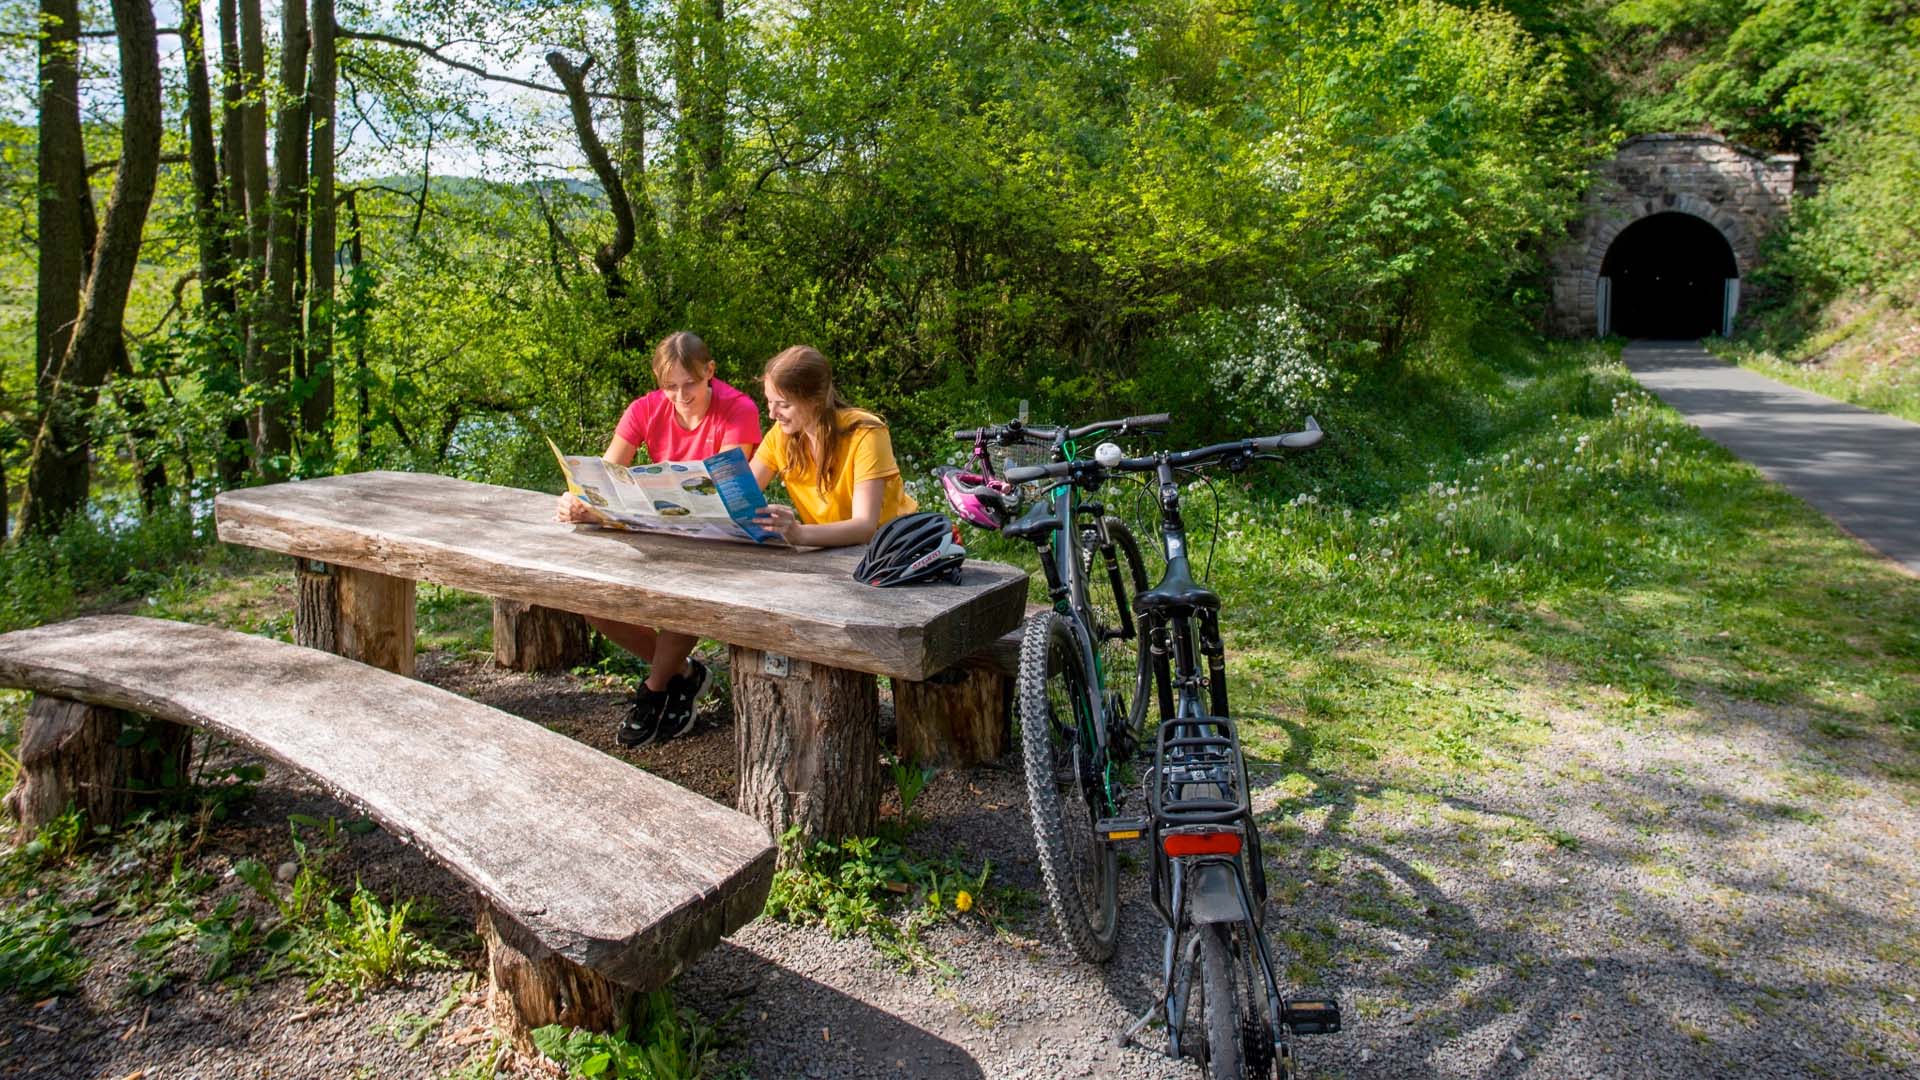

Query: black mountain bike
[950,413,1166,962]
[997,418,1343,1080]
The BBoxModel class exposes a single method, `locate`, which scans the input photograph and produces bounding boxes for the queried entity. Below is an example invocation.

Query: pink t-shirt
[613,378,762,463]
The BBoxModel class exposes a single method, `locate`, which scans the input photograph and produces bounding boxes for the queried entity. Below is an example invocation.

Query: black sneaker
[659,657,712,740]
[617,685,671,748]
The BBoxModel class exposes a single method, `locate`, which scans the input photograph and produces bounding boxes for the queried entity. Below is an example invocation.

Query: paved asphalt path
[1623,340,1920,576]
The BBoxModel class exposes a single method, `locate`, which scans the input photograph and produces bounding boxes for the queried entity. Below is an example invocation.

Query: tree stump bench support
[491,599,594,672]
[294,558,416,676]
[889,605,1037,767]
[0,616,774,1050]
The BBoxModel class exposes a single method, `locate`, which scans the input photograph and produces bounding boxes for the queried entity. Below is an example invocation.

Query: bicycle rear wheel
[1017,609,1119,962]
[1197,923,1249,1079]
[1080,516,1150,740]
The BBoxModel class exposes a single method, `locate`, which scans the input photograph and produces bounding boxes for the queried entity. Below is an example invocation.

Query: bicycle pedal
[1282,998,1342,1035]
[1096,815,1149,842]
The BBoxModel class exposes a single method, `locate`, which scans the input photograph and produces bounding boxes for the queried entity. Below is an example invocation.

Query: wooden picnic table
[214,470,1029,842]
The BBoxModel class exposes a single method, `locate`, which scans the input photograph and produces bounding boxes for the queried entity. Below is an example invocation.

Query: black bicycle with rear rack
[981,417,1344,1080]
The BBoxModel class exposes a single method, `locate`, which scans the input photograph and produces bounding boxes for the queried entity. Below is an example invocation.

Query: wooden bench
[0,615,775,1047]
[215,471,1029,842]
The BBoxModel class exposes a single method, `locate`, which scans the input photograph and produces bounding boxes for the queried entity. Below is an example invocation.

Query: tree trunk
[6,696,191,841]
[244,0,306,479]
[303,0,336,452]
[491,600,592,673]
[294,560,416,676]
[18,0,164,537]
[213,0,251,487]
[17,0,89,538]
[182,0,231,316]
[894,659,1008,767]
[730,645,878,847]
[346,190,370,460]
[237,0,280,474]
[609,0,657,251]
[477,905,638,1052]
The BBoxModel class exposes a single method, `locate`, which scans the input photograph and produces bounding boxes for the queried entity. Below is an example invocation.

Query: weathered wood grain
[479,904,638,1049]
[215,471,1027,680]
[0,616,774,989]
[731,645,879,845]
[895,659,1008,767]
[296,560,415,675]
[491,599,593,673]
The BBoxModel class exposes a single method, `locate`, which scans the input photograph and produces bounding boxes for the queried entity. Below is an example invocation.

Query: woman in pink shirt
[553,331,763,748]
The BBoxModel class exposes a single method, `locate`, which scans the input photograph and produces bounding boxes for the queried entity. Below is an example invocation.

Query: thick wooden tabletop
[215,470,1028,681]
[0,615,774,987]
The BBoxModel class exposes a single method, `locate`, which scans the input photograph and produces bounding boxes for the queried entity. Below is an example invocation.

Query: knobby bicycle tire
[1080,516,1151,741]
[1198,922,1248,1080]
[1017,609,1119,963]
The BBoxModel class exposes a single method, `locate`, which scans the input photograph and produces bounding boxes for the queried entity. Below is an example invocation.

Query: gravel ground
[5,647,1917,1079]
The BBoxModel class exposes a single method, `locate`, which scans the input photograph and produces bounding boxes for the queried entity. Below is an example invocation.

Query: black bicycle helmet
[853,511,967,587]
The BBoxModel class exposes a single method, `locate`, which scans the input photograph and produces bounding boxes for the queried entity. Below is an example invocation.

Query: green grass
[972,338,1918,796]
[1710,305,1920,424]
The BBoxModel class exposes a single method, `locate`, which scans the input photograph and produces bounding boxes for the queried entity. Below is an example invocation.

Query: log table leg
[478,905,638,1051]
[893,658,1009,767]
[731,645,879,848]
[491,599,593,673]
[5,696,191,841]
[295,559,416,676]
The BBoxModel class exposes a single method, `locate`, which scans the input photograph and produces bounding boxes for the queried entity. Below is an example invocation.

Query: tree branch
[546,51,635,289]
[339,29,663,109]
[87,152,186,176]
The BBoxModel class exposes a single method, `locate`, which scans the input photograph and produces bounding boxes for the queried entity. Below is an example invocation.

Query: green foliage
[531,991,727,1080]
[228,816,453,997]
[2,0,1599,531]
[300,885,455,997]
[763,828,999,974]
[0,892,89,996]
[889,757,934,822]
[0,503,207,633]
[1602,0,1920,347]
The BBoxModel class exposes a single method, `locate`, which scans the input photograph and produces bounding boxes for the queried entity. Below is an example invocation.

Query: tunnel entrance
[1598,212,1739,339]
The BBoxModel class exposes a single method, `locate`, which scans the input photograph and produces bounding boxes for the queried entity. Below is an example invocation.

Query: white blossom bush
[1173,302,1337,427]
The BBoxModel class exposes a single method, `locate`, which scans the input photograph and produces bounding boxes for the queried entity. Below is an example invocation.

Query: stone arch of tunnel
[1598,211,1741,339]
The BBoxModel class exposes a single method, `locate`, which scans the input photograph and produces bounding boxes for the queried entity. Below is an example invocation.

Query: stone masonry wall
[1546,134,1798,337]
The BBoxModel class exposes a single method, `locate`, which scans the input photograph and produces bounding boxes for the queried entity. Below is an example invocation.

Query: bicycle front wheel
[1017,609,1119,963]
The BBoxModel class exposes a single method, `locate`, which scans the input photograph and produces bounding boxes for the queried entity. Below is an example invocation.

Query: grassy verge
[1217,340,1917,777]
[1709,295,1920,423]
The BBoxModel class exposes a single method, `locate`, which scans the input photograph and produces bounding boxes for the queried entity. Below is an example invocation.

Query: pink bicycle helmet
[936,466,1019,530]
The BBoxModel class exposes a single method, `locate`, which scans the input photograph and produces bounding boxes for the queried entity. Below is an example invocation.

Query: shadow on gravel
[678,942,987,1079]
[1239,752,1920,1079]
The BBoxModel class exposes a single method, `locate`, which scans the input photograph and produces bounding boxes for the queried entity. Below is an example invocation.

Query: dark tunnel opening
[1600,212,1739,339]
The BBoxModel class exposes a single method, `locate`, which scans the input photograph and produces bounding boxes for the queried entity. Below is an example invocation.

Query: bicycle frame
[1130,458,1289,1071]
[1021,444,1135,805]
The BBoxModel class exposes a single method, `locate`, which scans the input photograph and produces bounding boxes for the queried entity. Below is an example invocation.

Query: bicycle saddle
[1002,499,1057,543]
[1134,561,1221,614]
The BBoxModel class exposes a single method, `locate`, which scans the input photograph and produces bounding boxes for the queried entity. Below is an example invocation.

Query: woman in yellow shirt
[750,345,916,545]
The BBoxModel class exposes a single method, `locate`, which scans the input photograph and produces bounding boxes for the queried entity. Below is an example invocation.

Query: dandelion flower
[955,891,974,913]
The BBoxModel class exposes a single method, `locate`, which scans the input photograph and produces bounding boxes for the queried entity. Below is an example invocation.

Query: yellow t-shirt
[753,409,918,527]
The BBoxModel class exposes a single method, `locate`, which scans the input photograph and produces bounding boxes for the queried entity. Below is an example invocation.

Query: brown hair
[762,345,882,482]
[650,331,715,384]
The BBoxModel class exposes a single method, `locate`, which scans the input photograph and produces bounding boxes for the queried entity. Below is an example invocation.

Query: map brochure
[549,439,783,545]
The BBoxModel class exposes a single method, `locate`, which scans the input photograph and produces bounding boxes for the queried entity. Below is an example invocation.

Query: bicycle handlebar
[952,412,1171,445]
[1001,416,1322,483]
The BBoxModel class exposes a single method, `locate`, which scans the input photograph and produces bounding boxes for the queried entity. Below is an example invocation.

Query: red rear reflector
[1161,830,1242,857]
